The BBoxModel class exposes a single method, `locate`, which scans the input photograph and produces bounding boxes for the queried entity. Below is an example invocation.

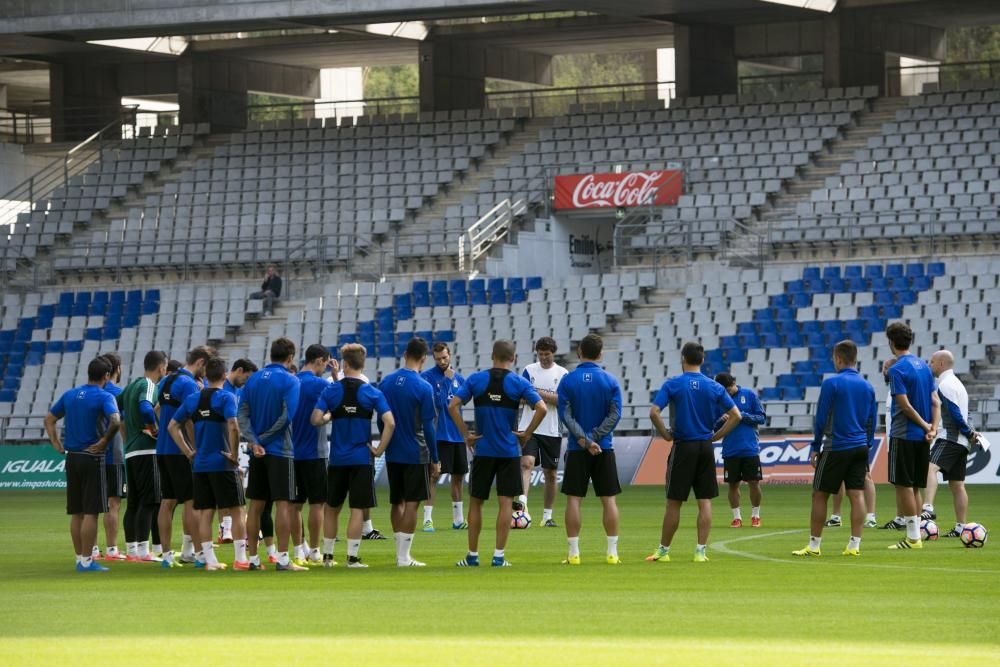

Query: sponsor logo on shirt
[488,393,502,402]
[198,408,211,418]
[344,406,357,415]
[740,396,746,405]
[690,380,700,390]
[396,377,406,386]
[583,373,593,383]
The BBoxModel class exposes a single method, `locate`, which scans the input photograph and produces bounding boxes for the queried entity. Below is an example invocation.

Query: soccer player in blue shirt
[884,322,940,550]
[379,337,438,567]
[421,342,468,531]
[713,372,767,528]
[44,356,121,572]
[168,356,245,571]
[217,358,257,546]
[793,340,879,557]
[96,352,126,561]
[312,343,395,568]
[156,345,212,568]
[239,337,302,571]
[290,344,337,567]
[449,339,546,567]
[557,334,623,565]
[647,342,741,563]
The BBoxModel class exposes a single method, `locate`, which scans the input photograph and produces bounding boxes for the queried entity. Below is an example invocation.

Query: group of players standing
[44,317,982,572]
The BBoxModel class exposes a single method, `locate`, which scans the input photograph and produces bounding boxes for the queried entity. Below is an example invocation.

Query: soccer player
[334,365,386,541]
[224,358,257,399]
[240,337,302,571]
[713,372,766,528]
[168,356,246,570]
[156,346,213,568]
[517,336,568,527]
[290,344,337,566]
[121,350,167,562]
[825,476,878,529]
[420,342,468,531]
[218,358,257,544]
[379,337,438,567]
[312,343,394,568]
[44,356,121,572]
[449,339,546,568]
[96,352,126,560]
[646,342,741,563]
[884,322,940,550]
[557,334,622,565]
[923,350,980,538]
[793,340,879,557]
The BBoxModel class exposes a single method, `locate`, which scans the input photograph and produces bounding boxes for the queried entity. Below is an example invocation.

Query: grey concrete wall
[675,23,738,98]
[735,20,824,59]
[0,142,52,198]
[50,60,122,141]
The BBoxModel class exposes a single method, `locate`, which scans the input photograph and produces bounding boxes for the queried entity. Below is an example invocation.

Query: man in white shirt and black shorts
[517,337,568,527]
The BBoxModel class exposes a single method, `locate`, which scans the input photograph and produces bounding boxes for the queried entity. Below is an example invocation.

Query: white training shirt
[517,362,568,438]
[936,368,971,449]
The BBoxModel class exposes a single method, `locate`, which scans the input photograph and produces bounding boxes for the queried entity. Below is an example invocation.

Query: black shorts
[327,465,377,509]
[930,439,969,482]
[193,471,245,510]
[247,454,296,502]
[157,454,193,503]
[437,441,469,475]
[468,456,522,500]
[813,447,868,494]
[66,452,107,515]
[125,454,161,506]
[665,440,719,502]
[888,437,930,488]
[387,462,430,504]
[723,455,763,484]
[247,455,270,502]
[561,450,621,497]
[294,459,328,504]
[523,434,561,470]
[105,462,126,499]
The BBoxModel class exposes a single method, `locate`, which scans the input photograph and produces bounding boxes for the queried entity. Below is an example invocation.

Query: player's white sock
[266,544,277,557]
[904,516,920,541]
[234,539,248,562]
[222,516,233,530]
[152,543,162,555]
[659,544,670,554]
[138,541,150,558]
[362,520,374,534]
[163,550,174,564]
[126,542,138,557]
[401,533,414,564]
[201,542,218,565]
[922,503,934,513]
[249,554,261,566]
[542,508,553,522]
[309,547,321,561]
[323,537,336,555]
[294,543,306,561]
[195,550,206,565]
[607,535,619,558]
[808,536,822,550]
[751,506,760,519]
[694,544,706,557]
[452,502,464,524]
[277,551,290,566]
[75,554,84,565]
[107,545,119,557]
[468,551,478,558]
[493,549,505,560]
[423,506,433,523]
[830,514,841,522]
[182,534,195,557]
[955,522,964,532]
[347,539,361,558]
[894,515,904,524]
[865,513,876,523]
[91,545,100,558]
[847,536,861,550]
[732,507,742,520]
[81,556,93,567]
[567,536,580,558]
[393,532,403,562]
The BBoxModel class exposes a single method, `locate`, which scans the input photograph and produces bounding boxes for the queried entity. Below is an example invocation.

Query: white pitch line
[710,528,999,575]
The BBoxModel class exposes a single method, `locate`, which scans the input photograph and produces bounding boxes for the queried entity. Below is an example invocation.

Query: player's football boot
[920,508,936,521]
[422,519,435,533]
[275,561,308,571]
[346,557,368,568]
[267,553,280,564]
[398,559,426,567]
[233,560,251,571]
[193,560,206,569]
[730,518,743,528]
[863,518,878,529]
[842,548,861,557]
[178,553,197,565]
[512,499,525,512]
[452,521,469,530]
[160,558,183,569]
[322,554,338,568]
[606,555,621,565]
[491,557,512,567]
[248,561,266,571]
[645,546,670,562]
[561,555,581,565]
[824,517,842,527]
[751,517,762,528]
[362,529,386,540]
[888,538,922,549]
[81,560,110,572]
[792,546,821,557]
[205,562,227,571]
[291,558,311,569]
[880,518,905,530]
[103,551,127,561]
[943,527,962,538]
[692,551,709,563]
[543,519,558,528]
[456,553,480,567]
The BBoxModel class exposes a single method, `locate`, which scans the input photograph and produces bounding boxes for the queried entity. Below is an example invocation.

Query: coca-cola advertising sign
[553,170,683,211]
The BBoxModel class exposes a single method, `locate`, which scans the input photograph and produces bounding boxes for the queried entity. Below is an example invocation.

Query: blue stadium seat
[864,265,883,279]
[525,277,542,290]
[885,264,904,279]
[927,262,945,278]
[802,267,821,281]
[822,266,841,280]
[905,264,924,278]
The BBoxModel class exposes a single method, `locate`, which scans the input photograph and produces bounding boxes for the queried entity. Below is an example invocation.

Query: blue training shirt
[238,363,301,458]
[156,369,200,456]
[454,367,543,458]
[222,379,243,403]
[379,368,439,465]
[887,353,935,440]
[718,386,766,458]
[812,368,878,452]
[421,365,466,444]
[557,361,622,451]
[104,381,125,465]
[316,378,392,467]
[292,370,331,461]
[172,388,239,473]
[49,384,120,453]
[653,371,736,442]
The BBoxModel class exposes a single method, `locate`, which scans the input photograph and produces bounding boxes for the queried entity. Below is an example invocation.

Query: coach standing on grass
[647,342,741,564]
[792,340,878,558]
[45,356,122,572]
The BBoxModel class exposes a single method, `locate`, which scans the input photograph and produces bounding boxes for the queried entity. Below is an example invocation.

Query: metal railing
[887,59,1000,98]
[485,80,676,118]
[721,218,770,274]
[247,96,421,126]
[458,198,527,273]
[738,71,824,99]
[0,109,51,144]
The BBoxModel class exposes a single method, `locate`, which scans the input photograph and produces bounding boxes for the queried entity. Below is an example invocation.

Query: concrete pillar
[49,59,122,142]
[674,23,738,98]
[177,53,249,132]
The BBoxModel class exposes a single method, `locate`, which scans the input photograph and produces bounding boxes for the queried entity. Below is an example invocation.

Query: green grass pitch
[1,485,997,665]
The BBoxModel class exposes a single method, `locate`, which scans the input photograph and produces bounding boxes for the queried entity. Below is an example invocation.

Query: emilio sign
[554,170,683,211]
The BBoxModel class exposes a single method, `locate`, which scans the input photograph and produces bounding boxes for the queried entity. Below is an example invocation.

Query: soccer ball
[511,511,532,530]
[920,519,939,541]
[960,523,988,548]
